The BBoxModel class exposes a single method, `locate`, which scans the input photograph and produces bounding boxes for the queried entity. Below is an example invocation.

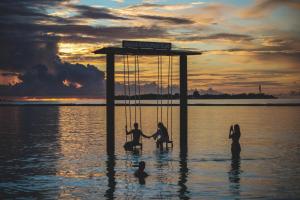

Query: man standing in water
[229,124,241,158]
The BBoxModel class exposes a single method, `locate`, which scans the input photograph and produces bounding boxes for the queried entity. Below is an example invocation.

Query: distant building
[193,89,200,97]
[259,84,262,94]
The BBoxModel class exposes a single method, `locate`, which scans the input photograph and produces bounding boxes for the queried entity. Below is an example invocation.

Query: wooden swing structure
[94,41,201,155]
[122,54,175,150]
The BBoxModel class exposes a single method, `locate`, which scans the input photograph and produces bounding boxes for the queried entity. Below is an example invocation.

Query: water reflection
[228,157,241,198]
[178,152,190,199]
[0,106,60,199]
[1,106,299,199]
[105,155,116,200]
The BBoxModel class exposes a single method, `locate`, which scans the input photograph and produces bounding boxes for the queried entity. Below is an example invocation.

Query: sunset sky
[0,0,299,97]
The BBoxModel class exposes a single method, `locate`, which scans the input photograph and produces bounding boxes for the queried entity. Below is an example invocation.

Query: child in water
[134,161,148,184]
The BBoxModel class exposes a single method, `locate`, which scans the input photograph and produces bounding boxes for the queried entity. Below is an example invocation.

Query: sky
[0,0,299,97]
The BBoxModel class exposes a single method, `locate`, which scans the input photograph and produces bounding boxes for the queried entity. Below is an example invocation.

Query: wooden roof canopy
[94,40,202,56]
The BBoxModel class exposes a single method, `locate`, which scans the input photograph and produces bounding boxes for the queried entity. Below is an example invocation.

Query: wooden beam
[180,55,188,154]
[106,53,115,155]
[94,47,201,56]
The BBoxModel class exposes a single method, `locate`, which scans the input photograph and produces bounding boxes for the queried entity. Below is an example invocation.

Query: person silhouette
[124,122,150,150]
[229,124,241,158]
[150,122,170,150]
[134,161,148,184]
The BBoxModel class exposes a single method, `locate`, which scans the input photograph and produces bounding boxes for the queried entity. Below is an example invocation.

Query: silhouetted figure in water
[124,122,149,150]
[229,124,241,158]
[150,122,170,150]
[134,161,148,184]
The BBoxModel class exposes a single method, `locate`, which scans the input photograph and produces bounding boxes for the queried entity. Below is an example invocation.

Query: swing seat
[165,140,173,148]
[156,140,173,149]
[133,143,143,149]
[124,142,143,151]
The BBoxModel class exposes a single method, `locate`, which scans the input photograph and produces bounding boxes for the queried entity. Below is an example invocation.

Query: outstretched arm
[141,131,151,138]
[229,125,233,139]
[151,130,160,140]
[125,126,132,135]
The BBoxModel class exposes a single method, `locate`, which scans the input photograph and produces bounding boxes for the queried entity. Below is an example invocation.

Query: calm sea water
[0,103,300,199]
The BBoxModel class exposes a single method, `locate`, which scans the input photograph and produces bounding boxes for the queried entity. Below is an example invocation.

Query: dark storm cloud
[0,0,107,96]
[137,14,194,24]
[0,0,74,24]
[0,32,59,72]
[0,63,105,97]
[0,23,167,43]
[0,0,170,96]
[69,4,129,20]
[177,33,253,41]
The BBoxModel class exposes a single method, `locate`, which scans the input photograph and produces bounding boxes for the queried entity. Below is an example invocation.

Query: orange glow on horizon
[62,79,83,89]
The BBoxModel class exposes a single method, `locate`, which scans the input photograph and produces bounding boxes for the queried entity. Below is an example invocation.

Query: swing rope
[156,56,160,128]
[134,55,137,123]
[170,56,173,141]
[126,55,133,141]
[167,56,173,141]
[126,55,132,129]
[167,56,170,131]
[137,56,142,129]
[160,56,163,123]
[123,55,128,142]
[137,55,142,144]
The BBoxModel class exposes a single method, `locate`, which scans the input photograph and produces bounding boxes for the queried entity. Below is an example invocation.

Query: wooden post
[106,53,115,155]
[180,55,188,153]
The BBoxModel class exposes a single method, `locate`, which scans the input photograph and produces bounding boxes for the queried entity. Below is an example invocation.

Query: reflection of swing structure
[94,41,201,155]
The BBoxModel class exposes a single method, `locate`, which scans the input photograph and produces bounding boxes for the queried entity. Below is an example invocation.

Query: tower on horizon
[259,84,262,94]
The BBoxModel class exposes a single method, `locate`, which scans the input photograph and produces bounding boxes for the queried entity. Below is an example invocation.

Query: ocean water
[0,103,300,199]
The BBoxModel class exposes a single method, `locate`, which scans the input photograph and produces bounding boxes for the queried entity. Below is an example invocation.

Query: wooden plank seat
[156,140,173,149]
[165,140,173,148]
[133,143,143,149]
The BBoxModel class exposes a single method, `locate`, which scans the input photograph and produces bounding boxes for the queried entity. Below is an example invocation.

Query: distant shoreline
[1,103,300,106]
[115,93,277,100]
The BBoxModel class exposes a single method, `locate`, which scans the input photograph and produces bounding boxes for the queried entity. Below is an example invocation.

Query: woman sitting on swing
[124,122,150,150]
[150,122,170,150]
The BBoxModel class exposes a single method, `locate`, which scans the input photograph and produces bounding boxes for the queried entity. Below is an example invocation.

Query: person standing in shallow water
[229,124,241,158]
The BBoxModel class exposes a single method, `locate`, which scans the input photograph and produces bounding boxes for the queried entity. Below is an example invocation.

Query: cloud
[0,0,75,24]
[69,4,129,20]
[137,14,194,25]
[0,23,167,44]
[0,0,107,96]
[0,32,59,72]
[112,0,124,3]
[177,33,253,42]
[1,0,299,96]
[127,2,204,11]
[240,0,300,18]
[0,63,105,97]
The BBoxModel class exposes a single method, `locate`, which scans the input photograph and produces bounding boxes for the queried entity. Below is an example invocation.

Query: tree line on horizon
[115,90,276,100]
